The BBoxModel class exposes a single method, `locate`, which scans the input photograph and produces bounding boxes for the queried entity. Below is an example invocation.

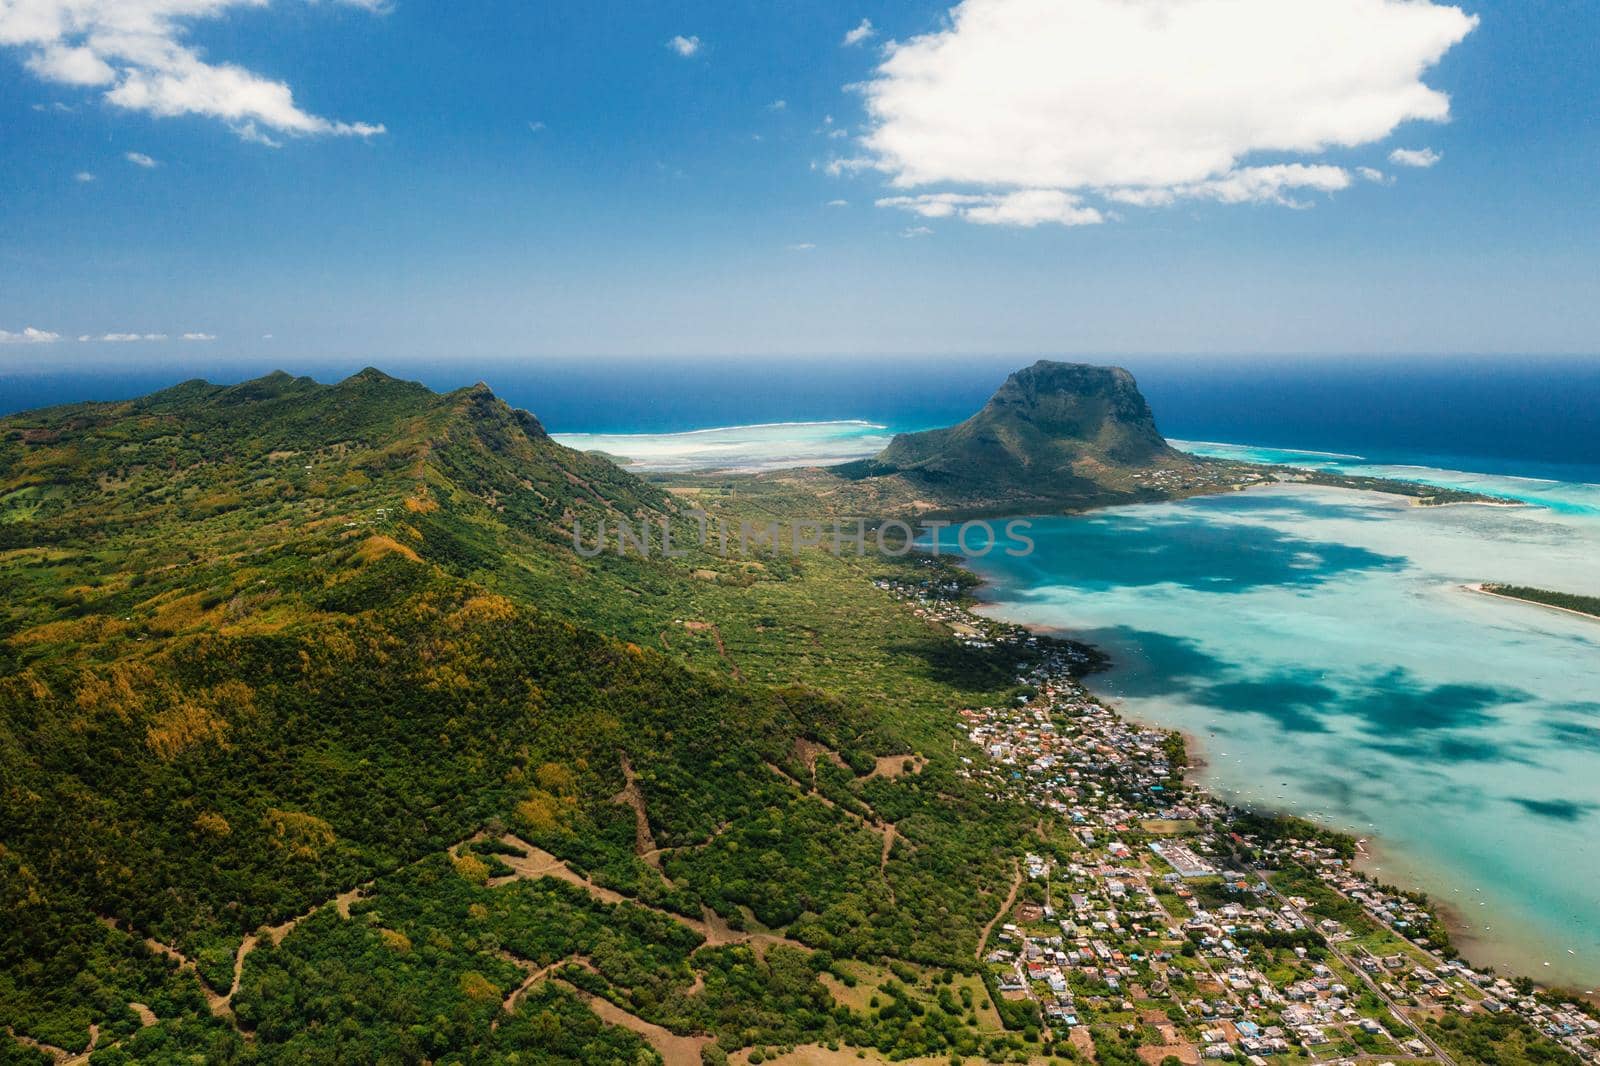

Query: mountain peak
[839,359,1196,511]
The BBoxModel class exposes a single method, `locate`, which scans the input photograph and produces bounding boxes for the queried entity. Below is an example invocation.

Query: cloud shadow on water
[1078,625,1533,755]
[993,512,1407,596]
[1509,797,1597,823]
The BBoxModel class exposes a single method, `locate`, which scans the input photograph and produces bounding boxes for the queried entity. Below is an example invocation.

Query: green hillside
[0,371,1059,1064]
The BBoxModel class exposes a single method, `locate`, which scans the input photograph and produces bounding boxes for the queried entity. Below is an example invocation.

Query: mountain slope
[833,359,1236,512]
[0,370,1046,1064]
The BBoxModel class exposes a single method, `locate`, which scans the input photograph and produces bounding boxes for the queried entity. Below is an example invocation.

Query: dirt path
[864,754,926,780]
[792,739,848,788]
[491,833,806,954]
[975,860,1024,961]
[613,755,663,871]
[556,979,710,1066]
[4,1021,104,1066]
[682,620,743,680]
[763,761,906,900]
[493,955,568,1027]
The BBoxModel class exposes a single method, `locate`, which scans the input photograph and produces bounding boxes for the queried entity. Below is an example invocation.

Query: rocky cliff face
[875,361,1179,480]
[829,359,1195,514]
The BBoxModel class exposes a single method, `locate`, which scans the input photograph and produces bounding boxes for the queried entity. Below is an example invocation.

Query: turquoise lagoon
[565,420,1600,987]
[949,485,1600,987]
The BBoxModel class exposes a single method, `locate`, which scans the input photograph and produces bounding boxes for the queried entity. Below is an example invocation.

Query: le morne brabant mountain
[0,366,1576,1066]
[833,361,1228,513]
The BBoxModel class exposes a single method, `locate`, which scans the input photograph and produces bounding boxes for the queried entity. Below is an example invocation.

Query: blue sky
[1,0,1598,365]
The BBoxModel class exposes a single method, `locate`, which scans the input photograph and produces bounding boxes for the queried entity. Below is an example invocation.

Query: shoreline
[953,552,1600,997]
[1463,582,1600,623]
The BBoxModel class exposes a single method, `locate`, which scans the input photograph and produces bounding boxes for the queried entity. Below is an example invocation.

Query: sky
[2,0,1599,365]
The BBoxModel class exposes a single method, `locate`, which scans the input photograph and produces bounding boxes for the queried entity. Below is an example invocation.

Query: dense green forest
[0,371,1061,1063]
[1481,584,1600,619]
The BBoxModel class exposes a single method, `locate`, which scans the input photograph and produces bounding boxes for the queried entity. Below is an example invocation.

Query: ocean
[6,353,1600,984]
[5,354,1600,483]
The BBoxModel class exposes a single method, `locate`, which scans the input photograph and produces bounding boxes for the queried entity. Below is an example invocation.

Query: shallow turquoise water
[551,420,891,472]
[946,485,1600,987]
[1174,439,1600,516]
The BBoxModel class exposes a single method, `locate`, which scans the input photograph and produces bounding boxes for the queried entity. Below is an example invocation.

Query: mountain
[0,369,1046,1065]
[833,360,1230,512]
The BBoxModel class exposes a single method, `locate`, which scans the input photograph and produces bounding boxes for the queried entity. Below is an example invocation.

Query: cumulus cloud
[0,0,386,140]
[74,170,95,181]
[1390,146,1443,168]
[1102,164,1352,209]
[881,189,1104,227]
[787,242,816,251]
[667,34,701,57]
[0,326,61,343]
[91,332,168,342]
[181,331,216,341]
[842,19,875,47]
[851,0,1475,226]
[125,150,156,168]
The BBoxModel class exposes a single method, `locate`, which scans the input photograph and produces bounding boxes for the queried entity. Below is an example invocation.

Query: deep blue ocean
[3,354,1599,482]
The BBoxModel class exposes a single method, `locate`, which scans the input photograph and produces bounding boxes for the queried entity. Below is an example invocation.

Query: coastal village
[875,567,1600,1065]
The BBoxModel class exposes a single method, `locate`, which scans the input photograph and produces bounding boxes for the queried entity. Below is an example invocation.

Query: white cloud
[181,331,216,341]
[1103,164,1352,208]
[0,326,61,344]
[825,199,849,207]
[667,34,701,57]
[853,0,1475,226]
[823,156,874,177]
[881,189,1104,227]
[527,120,545,133]
[26,43,114,85]
[1357,166,1393,185]
[0,0,386,140]
[92,332,167,342]
[1390,146,1443,168]
[787,242,816,251]
[901,225,933,238]
[74,170,95,181]
[842,18,875,47]
[125,150,156,167]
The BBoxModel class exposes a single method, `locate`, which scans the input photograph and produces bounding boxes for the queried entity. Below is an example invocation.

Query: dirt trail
[975,860,1024,961]
[763,761,908,899]
[556,979,710,1066]
[613,755,663,871]
[491,833,806,954]
[4,1021,103,1066]
[682,620,743,680]
[492,955,569,1027]
[865,754,926,780]
[792,739,848,788]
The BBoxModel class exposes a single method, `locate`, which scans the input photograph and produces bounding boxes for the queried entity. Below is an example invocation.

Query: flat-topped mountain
[833,360,1226,512]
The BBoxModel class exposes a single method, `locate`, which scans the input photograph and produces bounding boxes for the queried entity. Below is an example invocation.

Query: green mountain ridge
[0,368,1051,1064]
